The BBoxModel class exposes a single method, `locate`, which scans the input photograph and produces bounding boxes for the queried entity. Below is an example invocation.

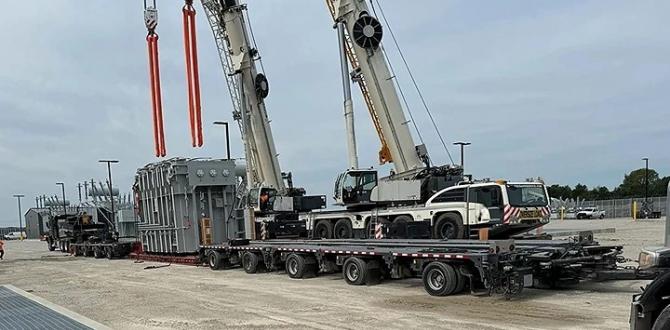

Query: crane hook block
[144,7,158,32]
[255,73,269,99]
[352,15,383,49]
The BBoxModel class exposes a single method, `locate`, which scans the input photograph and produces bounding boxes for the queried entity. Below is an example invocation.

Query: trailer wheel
[422,262,458,296]
[653,304,670,330]
[334,219,353,239]
[453,267,467,294]
[286,253,308,279]
[314,220,333,239]
[105,247,114,260]
[47,238,55,251]
[59,241,66,253]
[242,252,260,274]
[208,251,224,270]
[93,247,103,259]
[433,213,464,239]
[343,257,368,285]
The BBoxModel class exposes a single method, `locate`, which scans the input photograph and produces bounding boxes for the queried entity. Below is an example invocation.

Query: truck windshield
[506,184,547,207]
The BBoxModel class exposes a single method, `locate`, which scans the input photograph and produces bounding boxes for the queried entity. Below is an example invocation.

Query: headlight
[638,251,655,269]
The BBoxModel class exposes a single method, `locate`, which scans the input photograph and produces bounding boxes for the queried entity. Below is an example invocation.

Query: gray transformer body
[135,158,242,254]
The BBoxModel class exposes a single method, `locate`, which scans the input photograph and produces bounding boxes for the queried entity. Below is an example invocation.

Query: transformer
[135,158,243,253]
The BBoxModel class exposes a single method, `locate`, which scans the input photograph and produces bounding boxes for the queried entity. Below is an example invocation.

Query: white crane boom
[201,0,285,192]
[329,0,426,175]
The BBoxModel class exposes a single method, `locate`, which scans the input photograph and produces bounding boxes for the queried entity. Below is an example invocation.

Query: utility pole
[213,121,231,160]
[13,194,24,240]
[99,160,119,229]
[642,157,649,203]
[453,141,471,172]
[77,183,82,204]
[56,182,66,215]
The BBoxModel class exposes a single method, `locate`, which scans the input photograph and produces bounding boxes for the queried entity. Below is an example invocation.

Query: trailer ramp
[0,285,109,330]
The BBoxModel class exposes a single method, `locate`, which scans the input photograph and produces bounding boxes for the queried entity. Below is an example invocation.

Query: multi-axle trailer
[199,231,657,298]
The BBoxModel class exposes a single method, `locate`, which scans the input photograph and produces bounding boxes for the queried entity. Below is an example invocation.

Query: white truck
[576,207,606,219]
[307,180,550,239]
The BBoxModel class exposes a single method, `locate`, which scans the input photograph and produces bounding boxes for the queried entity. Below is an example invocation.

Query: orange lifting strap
[182,0,203,147]
[144,1,166,157]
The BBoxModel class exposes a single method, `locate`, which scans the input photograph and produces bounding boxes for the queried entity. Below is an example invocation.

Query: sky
[0,0,668,226]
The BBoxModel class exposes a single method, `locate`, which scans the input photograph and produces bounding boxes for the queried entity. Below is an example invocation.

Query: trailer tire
[343,257,368,285]
[653,304,670,330]
[93,247,103,259]
[314,220,333,239]
[59,241,66,253]
[433,213,464,239]
[422,262,458,296]
[454,268,467,294]
[105,246,114,260]
[47,238,55,251]
[242,252,260,274]
[286,253,308,279]
[334,219,353,239]
[208,251,224,270]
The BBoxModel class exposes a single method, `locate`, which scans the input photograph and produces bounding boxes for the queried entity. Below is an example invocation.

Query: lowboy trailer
[201,238,527,297]
[200,231,663,298]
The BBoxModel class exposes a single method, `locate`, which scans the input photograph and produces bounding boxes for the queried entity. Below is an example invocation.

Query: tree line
[547,168,670,201]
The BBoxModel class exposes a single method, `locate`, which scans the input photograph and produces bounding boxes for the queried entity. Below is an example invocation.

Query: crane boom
[201,0,285,192]
[328,0,426,174]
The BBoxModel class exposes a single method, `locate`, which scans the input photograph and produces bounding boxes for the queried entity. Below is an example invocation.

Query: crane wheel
[334,219,353,239]
[433,213,464,239]
[314,220,333,239]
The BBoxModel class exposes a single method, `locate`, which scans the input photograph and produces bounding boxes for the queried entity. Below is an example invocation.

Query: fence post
[632,201,637,221]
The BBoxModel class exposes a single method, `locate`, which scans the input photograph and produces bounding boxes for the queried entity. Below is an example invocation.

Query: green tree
[573,184,589,199]
[617,168,660,198]
[547,184,572,199]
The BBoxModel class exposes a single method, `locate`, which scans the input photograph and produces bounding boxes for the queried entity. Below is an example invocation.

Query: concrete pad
[0,285,109,330]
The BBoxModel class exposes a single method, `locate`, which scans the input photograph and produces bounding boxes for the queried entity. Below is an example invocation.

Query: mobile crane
[200,0,326,239]
[298,0,551,240]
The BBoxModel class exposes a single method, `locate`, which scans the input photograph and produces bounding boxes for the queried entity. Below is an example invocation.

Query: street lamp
[453,141,471,171]
[13,194,24,240]
[99,159,119,229]
[213,121,231,160]
[56,182,66,214]
[642,157,649,205]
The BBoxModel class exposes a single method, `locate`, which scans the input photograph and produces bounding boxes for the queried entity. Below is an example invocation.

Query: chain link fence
[578,196,667,218]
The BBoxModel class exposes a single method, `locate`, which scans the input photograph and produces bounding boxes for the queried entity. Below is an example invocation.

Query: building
[24,208,50,239]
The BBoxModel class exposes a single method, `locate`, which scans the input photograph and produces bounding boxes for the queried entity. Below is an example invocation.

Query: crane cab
[248,187,277,213]
[334,169,378,208]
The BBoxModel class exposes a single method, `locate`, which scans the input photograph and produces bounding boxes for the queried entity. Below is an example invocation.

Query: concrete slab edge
[1,284,111,330]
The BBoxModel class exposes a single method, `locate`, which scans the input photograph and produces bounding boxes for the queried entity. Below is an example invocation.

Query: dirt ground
[0,217,666,329]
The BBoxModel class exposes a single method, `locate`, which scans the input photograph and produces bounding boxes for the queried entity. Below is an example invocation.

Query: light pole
[642,157,649,207]
[213,121,231,160]
[56,182,66,215]
[453,141,471,171]
[99,160,119,229]
[13,194,24,240]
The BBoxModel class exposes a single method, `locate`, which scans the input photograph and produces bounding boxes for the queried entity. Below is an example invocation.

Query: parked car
[576,208,606,219]
[3,232,26,240]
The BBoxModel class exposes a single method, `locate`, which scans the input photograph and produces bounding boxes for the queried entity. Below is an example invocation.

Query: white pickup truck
[576,208,606,219]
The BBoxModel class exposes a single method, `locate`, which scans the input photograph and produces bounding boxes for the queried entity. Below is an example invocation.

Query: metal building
[24,208,50,239]
[135,158,243,254]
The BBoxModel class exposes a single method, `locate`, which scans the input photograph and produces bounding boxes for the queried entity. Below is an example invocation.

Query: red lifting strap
[182,3,203,147]
[146,33,166,157]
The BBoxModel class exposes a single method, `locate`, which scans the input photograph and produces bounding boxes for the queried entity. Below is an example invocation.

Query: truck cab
[424,181,550,238]
[333,169,378,208]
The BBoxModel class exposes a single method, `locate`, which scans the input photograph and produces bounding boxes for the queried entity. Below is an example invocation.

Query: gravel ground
[0,217,666,329]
